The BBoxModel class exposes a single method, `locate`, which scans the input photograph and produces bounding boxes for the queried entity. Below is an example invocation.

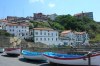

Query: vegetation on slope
[54,15,100,42]
[0,30,11,36]
[30,14,100,42]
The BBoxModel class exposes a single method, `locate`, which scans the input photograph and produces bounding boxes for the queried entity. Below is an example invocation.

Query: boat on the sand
[5,48,21,56]
[22,50,45,60]
[43,52,100,66]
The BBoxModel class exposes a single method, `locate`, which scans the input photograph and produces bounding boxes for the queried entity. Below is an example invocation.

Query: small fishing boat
[43,52,100,66]
[5,48,21,56]
[22,50,45,60]
[0,48,4,53]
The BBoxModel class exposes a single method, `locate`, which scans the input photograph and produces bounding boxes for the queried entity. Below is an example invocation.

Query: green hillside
[30,15,100,42]
[90,33,100,42]
[30,21,51,28]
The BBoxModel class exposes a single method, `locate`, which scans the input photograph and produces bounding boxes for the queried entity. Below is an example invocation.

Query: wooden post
[88,54,91,66]
[87,52,92,66]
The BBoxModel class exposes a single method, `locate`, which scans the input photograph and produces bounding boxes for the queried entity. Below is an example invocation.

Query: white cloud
[29,0,45,4]
[48,3,55,8]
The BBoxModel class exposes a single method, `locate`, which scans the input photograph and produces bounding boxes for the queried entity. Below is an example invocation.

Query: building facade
[60,30,76,46]
[5,22,30,39]
[75,32,89,46]
[0,19,8,30]
[74,12,93,20]
[33,13,48,22]
[32,28,62,45]
[47,14,57,21]
[60,30,89,46]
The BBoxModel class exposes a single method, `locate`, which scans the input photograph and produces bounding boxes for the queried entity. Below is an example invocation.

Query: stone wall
[0,36,22,48]
[0,36,48,49]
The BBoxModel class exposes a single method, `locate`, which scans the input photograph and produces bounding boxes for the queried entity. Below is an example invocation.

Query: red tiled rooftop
[61,30,72,34]
[74,32,86,34]
[6,23,29,26]
[33,28,54,31]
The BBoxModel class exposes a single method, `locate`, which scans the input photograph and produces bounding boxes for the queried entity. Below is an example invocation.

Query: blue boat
[43,52,100,65]
[22,50,46,60]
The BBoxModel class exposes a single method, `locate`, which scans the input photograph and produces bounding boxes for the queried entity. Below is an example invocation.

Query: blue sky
[0,0,100,21]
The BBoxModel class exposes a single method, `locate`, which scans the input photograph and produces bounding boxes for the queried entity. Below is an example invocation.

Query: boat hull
[22,50,45,60]
[5,48,21,56]
[0,48,4,53]
[23,55,45,60]
[43,52,100,65]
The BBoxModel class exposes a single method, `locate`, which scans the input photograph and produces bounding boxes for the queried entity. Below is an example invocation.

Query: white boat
[43,52,100,66]
[5,48,21,56]
[22,50,45,60]
[0,48,4,53]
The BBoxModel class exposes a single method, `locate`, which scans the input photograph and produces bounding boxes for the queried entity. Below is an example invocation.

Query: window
[36,38,38,41]
[44,38,46,41]
[40,31,42,35]
[44,32,46,35]
[56,38,57,41]
[22,33,24,36]
[48,38,49,41]
[52,33,53,36]
[10,29,11,31]
[56,33,58,36]
[48,33,50,36]
[35,32,38,35]
[26,33,28,35]
[40,38,42,41]
[52,38,53,41]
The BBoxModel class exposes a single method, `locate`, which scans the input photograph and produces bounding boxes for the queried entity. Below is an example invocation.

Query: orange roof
[61,30,71,34]
[6,23,29,26]
[74,32,86,34]
[60,30,71,37]
[33,28,54,31]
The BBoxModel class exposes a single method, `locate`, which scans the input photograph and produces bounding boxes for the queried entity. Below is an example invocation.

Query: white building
[60,30,76,46]
[48,14,57,21]
[5,22,30,39]
[74,32,89,46]
[60,30,89,46]
[33,28,62,45]
[0,19,8,30]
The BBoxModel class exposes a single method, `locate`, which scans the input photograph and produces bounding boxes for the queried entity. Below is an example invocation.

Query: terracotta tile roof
[33,28,54,31]
[74,32,86,34]
[60,30,71,37]
[61,30,71,34]
[6,23,29,26]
